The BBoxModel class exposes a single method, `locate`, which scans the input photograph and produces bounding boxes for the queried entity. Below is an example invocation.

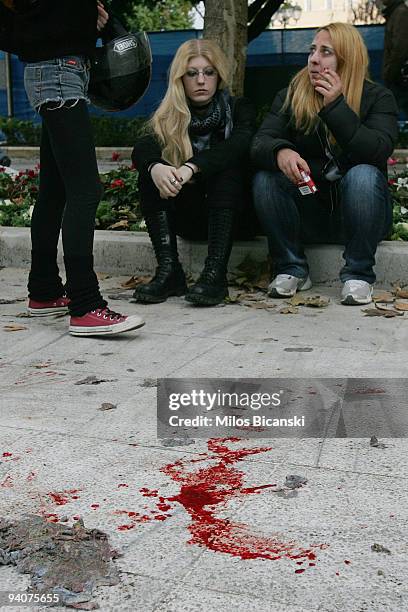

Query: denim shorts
[24,55,91,113]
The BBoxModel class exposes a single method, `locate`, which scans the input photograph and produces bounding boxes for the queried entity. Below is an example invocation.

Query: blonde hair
[284,22,370,134]
[149,39,231,167]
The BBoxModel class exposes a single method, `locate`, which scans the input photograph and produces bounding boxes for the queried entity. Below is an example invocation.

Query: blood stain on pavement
[117,438,328,571]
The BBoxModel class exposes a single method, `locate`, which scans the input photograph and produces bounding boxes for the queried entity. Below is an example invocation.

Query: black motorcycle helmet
[89,16,152,112]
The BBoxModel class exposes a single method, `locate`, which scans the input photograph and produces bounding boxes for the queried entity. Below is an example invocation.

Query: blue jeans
[24,55,90,112]
[253,164,392,284]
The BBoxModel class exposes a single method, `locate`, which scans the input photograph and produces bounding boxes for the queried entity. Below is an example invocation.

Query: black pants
[28,101,105,315]
[139,166,257,240]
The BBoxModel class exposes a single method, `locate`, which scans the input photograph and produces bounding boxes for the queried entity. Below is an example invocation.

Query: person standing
[379,0,408,118]
[0,0,145,336]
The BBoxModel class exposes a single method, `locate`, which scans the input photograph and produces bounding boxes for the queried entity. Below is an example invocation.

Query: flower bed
[1,162,408,240]
[0,164,145,231]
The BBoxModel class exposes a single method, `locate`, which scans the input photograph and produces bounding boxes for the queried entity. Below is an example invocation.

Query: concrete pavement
[0,264,407,611]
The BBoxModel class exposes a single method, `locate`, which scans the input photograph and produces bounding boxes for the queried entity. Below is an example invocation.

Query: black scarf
[188,90,233,154]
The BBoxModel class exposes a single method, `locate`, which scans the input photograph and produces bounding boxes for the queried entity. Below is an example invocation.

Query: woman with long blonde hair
[132,39,256,306]
[252,22,398,305]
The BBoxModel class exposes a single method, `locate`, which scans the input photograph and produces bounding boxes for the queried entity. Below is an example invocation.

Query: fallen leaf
[370,435,387,449]
[289,295,330,308]
[373,292,395,303]
[395,289,408,299]
[121,275,151,289]
[3,324,28,332]
[362,307,403,318]
[371,543,391,554]
[285,474,308,489]
[99,403,117,411]
[96,272,110,280]
[394,302,408,311]
[107,220,129,230]
[0,298,26,304]
[279,306,299,314]
[244,302,276,310]
[75,376,118,386]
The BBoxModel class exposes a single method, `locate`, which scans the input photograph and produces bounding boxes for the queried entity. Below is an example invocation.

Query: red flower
[110,178,125,189]
[387,157,397,166]
[111,151,121,162]
[388,179,396,185]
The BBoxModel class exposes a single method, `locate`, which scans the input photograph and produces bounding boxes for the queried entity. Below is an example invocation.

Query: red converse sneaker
[28,296,70,316]
[69,307,145,337]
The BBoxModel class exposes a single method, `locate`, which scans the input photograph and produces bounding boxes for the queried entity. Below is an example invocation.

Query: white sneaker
[268,274,312,298]
[341,280,373,305]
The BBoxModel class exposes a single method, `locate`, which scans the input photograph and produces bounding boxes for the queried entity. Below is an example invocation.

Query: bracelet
[183,163,196,176]
[148,162,160,175]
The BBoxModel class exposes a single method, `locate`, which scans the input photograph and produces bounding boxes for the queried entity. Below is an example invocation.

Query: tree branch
[248,0,282,42]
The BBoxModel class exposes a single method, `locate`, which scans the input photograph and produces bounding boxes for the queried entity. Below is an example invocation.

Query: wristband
[183,163,196,176]
[148,162,160,175]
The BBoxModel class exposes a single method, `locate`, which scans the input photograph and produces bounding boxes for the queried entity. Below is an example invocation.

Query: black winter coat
[132,96,256,181]
[0,0,98,62]
[251,80,398,189]
[383,0,408,86]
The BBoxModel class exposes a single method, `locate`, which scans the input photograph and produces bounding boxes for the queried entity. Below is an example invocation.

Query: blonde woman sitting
[132,39,256,306]
[252,23,398,305]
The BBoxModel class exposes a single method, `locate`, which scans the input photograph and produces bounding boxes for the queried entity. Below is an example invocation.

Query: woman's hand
[97,1,109,31]
[174,164,197,184]
[151,163,182,199]
[276,148,311,184]
[314,68,343,106]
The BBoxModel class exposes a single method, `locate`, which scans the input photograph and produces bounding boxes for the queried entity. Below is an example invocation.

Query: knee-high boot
[133,208,186,303]
[185,207,234,306]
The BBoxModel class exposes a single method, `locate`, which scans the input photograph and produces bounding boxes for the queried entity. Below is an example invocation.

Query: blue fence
[0,25,385,122]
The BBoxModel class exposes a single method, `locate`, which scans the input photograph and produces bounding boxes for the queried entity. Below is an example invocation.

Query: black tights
[28,100,106,315]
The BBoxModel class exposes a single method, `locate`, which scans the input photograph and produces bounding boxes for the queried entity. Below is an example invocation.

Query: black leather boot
[185,208,234,306]
[133,209,186,303]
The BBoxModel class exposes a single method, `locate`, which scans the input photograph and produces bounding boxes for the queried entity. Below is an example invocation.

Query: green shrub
[0,116,148,147]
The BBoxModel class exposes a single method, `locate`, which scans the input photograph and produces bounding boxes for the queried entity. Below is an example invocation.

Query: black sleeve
[131,134,167,174]
[383,10,408,83]
[0,4,16,54]
[188,96,256,179]
[318,87,399,167]
[250,88,297,172]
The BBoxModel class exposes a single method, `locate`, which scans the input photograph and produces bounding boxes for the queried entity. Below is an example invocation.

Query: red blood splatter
[1,474,13,488]
[389,514,395,518]
[44,513,59,523]
[128,443,138,447]
[351,387,385,395]
[295,569,305,574]
[309,563,316,567]
[344,560,351,565]
[73,515,81,520]
[26,471,37,482]
[90,504,100,509]
[118,484,128,488]
[2,452,12,457]
[47,489,82,505]
[139,488,158,497]
[112,438,328,570]
[158,438,327,566]
[336,572,340,576]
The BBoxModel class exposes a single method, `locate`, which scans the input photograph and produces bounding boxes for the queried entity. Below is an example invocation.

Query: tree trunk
[203,0,248,96]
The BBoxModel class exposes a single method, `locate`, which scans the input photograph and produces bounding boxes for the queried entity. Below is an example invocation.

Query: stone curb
[1,227,407,286]
[3,146,408,162]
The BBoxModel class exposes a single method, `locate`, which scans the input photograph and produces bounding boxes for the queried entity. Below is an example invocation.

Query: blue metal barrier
[0,25,385,122]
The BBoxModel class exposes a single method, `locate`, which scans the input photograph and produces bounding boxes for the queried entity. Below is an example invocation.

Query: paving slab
[0,267,407,611]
